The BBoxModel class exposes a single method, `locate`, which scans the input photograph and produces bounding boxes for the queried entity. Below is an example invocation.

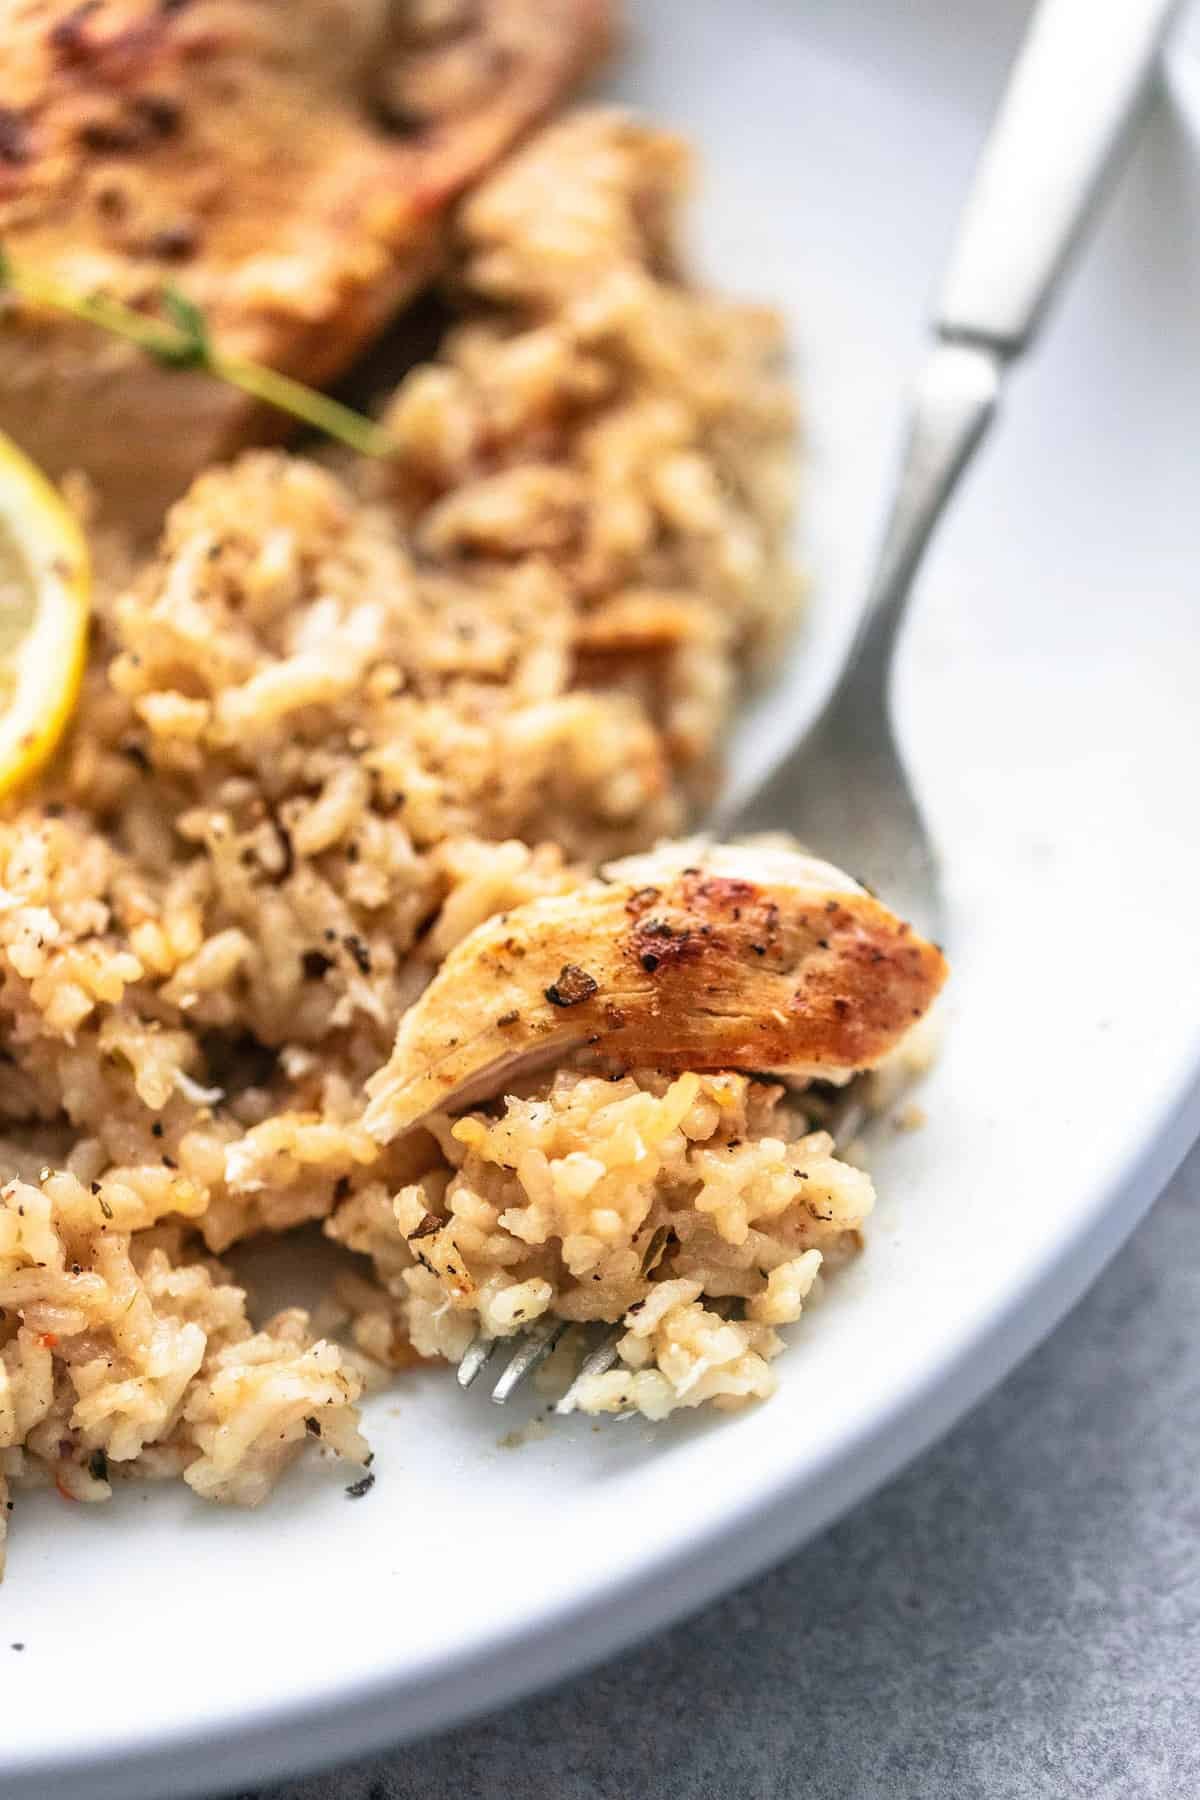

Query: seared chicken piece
[0,0,610,528]
[363,840,948,1141]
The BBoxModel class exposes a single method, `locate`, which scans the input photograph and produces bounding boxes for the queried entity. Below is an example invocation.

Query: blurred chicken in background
[0,0,611,530]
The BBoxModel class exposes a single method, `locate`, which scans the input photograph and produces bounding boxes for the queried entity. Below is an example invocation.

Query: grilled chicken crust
[0,0,611,527]
[363,841,948,1140]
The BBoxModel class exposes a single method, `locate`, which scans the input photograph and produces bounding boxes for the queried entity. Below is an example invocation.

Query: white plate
[6,3,1200,1795]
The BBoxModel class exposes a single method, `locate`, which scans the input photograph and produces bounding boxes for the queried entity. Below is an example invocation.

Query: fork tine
[456,1333,497,1389]
[461,1072,875,1410]
[554,1324,623,1416]
[826,1085,868,1151]
[490,1317,565,1403]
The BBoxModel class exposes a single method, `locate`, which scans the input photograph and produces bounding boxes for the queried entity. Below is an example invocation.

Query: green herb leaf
[156,284,212,370]
[0,248,400,460]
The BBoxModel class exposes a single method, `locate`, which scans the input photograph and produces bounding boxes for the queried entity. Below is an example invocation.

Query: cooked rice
[328,1068,873,1418]
[0,108,881,1573]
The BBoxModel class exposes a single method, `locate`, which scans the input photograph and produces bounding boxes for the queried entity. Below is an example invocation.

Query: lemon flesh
[0,431,90,797]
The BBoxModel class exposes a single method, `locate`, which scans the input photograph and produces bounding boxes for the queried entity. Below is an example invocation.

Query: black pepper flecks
[0,107,31,165]
[345,1471,376,1500]
[544,964,598,1008]
[343,933,372,975]
[78,118,142,153]
[146,221,198,261]
[130,93,182,136]
[119,739,151,773]
[624,885,661,918]
[49,0,102,57]
[273,821,295,882]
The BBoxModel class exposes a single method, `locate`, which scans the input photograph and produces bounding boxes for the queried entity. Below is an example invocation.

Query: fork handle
[822,0,1178,703]
[937,0,1182,353]
[832,340,999,714]
[722,0,1180,838]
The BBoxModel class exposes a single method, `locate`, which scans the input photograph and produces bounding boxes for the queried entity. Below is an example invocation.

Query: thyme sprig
[0,246,399,460]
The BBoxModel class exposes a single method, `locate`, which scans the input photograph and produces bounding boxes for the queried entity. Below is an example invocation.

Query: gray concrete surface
[240,1141,1200,1800]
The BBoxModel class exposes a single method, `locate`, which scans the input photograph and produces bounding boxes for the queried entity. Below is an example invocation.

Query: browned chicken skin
[363,841,948,1141]
[0,0,611,527]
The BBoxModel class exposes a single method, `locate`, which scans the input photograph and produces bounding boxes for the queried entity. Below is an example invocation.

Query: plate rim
[9,1058,1199,1800]
[8,4,1200,1789]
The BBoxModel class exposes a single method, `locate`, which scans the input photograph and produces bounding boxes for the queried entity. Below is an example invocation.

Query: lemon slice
[0,430,90,797]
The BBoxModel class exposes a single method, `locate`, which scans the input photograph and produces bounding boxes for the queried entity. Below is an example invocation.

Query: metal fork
[460,0,1181,1406]
[457,1081,869,1414]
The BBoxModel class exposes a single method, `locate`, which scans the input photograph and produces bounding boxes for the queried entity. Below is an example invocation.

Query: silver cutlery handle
[841,0,1180,687]
[729,0,1180,844]
[937,0,1182,353]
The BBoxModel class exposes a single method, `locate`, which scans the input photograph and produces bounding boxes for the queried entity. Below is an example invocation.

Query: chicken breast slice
[363,839,948,1141]
[0,0,610,529]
